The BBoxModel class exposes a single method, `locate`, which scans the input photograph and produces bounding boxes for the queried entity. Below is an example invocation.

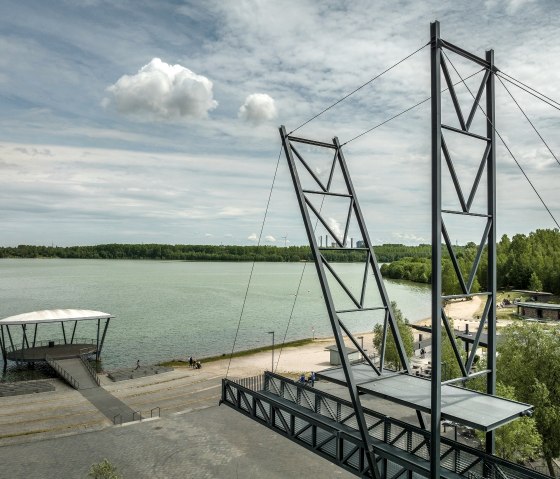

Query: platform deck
[6,343,96,362]
[317,364,532,431]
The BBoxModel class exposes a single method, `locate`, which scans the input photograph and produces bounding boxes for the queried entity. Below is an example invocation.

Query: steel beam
[485,48,497,455]
[280,125,381,479]
[430,20,443,479]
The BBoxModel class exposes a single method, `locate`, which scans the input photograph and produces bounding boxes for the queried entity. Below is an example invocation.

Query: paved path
[0,367,224,447]
[56,358,137,423]
[0,405,354,479]
[56,358,98,390]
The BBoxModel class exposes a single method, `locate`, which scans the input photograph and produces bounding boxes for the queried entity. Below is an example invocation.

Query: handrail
[113,414,122,426]
[6,338,97,353]
[79,349,100,386]
[150,407,161,418]
[132,411,142,422]
[45,355,80,390]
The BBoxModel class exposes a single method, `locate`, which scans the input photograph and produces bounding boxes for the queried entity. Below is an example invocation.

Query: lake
[0,259,430,371]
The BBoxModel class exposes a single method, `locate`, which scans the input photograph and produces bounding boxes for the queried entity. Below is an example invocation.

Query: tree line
[380,229,560,294]
[2,228,558,294]
[0,242,431,263]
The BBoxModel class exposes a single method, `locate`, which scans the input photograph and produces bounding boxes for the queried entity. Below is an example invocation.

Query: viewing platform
[5,338,97,362]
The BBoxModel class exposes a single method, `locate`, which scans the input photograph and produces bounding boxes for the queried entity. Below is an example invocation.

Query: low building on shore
[325,345,361,365]
[516,302,560,321]
[512,290,553,303]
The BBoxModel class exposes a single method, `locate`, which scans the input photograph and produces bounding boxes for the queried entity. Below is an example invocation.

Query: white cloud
[327,217,342,239]
[247,233,258,242]
[392,232,428,244]
[238,93,277,124]
[265,235,276,242]
[103,58,218,120]
[485,0,535,14]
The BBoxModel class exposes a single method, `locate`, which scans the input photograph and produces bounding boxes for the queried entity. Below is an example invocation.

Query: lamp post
[358,335,364,363]
[268,331,275,372]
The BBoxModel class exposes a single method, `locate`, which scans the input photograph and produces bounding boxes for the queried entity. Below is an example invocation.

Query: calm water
[0,259,430,371]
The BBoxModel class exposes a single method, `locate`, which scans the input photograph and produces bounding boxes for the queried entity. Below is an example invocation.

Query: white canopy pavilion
[0,309,114,367]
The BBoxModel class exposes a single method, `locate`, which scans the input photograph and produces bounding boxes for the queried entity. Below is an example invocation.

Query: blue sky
[0,0,558,247]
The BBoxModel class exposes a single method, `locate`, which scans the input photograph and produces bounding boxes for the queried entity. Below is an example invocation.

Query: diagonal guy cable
[226,146,283,379]
[497,75,560,168]
[289,42,430,135]
[498,71,560,111]
[274,195,326,372]
[443,51,559,229]
[342,68,485,146]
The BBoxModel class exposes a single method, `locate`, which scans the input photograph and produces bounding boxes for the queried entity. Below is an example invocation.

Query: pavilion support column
[32,324,38,348]
[61,322,67,344]
[70,320,77,344]
[22,324,30,348]
[0,325,7,368]
[6,325,15,353]
[96,318,101,361]
[97,318,111,360]
[21,325,28,363]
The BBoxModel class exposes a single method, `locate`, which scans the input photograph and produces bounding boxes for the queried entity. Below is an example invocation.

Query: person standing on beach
[310,371,316,387]
[135,359,140,370]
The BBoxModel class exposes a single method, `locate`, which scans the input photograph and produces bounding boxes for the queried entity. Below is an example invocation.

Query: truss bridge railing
[222,373,548,479]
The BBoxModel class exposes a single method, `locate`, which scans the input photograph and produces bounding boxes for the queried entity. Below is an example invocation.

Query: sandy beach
[415,295,482,331]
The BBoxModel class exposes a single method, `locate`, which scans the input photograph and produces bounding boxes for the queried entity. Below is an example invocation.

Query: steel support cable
[225,146,283,379]
[289,42,430,135]
[341,68,485,146]
[442,51,560,229]
[498,71,560,110]
[274,195,326,372]
[497,75,560,168]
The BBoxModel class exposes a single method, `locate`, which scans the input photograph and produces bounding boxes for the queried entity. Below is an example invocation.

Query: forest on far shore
[0,242,430,263]
[380,229,560,295]
[1,228,558,294]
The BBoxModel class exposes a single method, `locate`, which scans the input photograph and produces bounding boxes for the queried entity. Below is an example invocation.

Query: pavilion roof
[0,309,113,325]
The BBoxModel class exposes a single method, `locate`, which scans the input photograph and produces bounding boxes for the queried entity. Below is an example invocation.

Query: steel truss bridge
[221,21,549,478]
[222,373,547,479]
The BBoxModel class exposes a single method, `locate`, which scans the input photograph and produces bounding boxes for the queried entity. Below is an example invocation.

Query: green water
[0,259,430,371]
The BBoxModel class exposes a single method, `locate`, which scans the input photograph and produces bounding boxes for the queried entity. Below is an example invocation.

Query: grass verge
[158,338,314,367]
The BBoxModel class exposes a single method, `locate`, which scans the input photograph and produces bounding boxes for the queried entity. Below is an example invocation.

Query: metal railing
[45,355,80,390]
[5,338,97,354]
[79,349,100,386]
[223,372,549,479]
[112,408,160,426]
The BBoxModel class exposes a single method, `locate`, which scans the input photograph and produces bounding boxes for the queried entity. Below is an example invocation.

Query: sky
[0,0,559,247]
